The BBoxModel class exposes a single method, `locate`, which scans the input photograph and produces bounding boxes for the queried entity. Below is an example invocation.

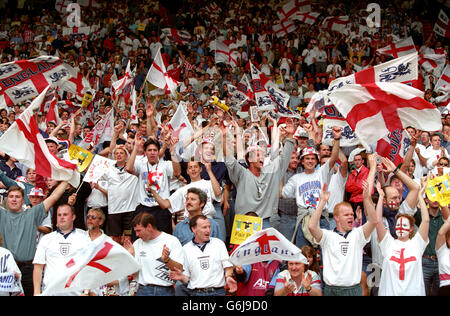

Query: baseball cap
[44,136,59,145]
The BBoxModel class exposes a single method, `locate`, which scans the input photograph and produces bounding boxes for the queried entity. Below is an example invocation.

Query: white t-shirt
[378,232,428,296]
[33,229,91,295]
[319,226,370,287]
[102,166,139,214]
[282,161,332,217]
[437,244,450,288]
[182,237,232,290]
[168,179,221,218]
[134,158,174,207]
[133,232,184,287]
[0,247,22,296]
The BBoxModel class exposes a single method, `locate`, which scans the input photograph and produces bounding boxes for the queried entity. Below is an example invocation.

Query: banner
[68,144,94,172]
[230,214,263,245]
[83,155,116,183]
[229,228,306,266]
[426,173,450,207]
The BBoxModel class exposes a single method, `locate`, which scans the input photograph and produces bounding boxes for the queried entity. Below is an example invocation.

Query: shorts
[106,211,134,236]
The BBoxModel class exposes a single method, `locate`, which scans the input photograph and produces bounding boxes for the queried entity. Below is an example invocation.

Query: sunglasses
[86,214,98,219]
[439,163,449,167]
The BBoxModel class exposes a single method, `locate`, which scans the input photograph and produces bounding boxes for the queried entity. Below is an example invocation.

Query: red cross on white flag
[146,48,179,96]
[377,37,417,58]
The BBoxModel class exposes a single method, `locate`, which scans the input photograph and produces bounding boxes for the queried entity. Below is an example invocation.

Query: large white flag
[41,234,139,296]
[229,228,307,266]
[435,64,450,92]
[168,102,194,143]
[146,48,178,96]
[212,40,240,68]
[0,86,78,181]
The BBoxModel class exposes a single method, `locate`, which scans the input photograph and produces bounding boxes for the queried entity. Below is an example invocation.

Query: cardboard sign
[68,144,94,172]
[426,173,450,206]
[230,214,262,245]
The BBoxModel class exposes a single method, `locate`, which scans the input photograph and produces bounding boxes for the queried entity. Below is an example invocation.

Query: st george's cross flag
[167,102,194,142]
[0,86,78,181]
[0,56,76,107]
[160,28,191,46]
[419,54,446,76]
[328,82,442,146]
[295,12,320,25]
[277,0,311,22]
[229,228,307,266]
[146,48,179,96]
[41,234,139,295]
[321,16,349,34]
[376,37,417,58]
[212,40,240,68]
[59,71,91,100]
[273,20,297,38]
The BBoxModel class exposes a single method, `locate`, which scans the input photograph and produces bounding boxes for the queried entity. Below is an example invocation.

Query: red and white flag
[167,102,194,142]
[130,87,139,124]
[327,52,419,94]
[227,75,254,110]
[59,71,91,100]
[435,64,450,92]
[62,26,91,37]
[272,20,297,38]
[55,0,71,13]
[277,0,311,22]
[0,56,76,106]
[41,234,139,296]
[376,129,412,167]
[0,86,78,181]
[212,40,240,68]
[45,96,61,125]
[160,28,191,46]
[295,12,320,25]
[419,54,446,76]
[146,48,179,96]
[112,61,135,103]
[250,62,295,117]
[321,16,349,34]
[229,228,307,266]
[77,0,101,7]
[78,107,114,149]
[435,91,450,108]
[377,37,417,58]
[434,9,450,38]
[328,82,442,145]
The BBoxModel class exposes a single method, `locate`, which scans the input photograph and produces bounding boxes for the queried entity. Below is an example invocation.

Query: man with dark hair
[126,135,181,235]
[124,212,184,296]
[170,214,237,296]
[0,181,68,296]
[33,203,91,296]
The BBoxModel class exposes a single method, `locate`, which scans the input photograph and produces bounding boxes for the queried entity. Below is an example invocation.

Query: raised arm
[381,157,420,212]
[416,184,430,242]
[308,183,330,243]
[436,217,450,252]
[43,181,69,212]
[361,154,378,239]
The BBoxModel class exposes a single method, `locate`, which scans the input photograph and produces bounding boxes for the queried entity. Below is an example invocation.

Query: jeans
[422,257,440,296]
[279,213,297,242]
[175,281,192,296]
[191,287,225,296]
[323,283,362,296]
[213,203,226,242]
[137,284,175,296]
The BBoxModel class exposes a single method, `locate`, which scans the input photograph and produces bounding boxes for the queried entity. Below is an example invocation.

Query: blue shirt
[173,217,221,246]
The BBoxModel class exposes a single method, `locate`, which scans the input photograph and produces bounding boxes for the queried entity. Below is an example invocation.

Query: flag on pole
[78,108,114,149]
[229,228,307,266]
[419,54,446,76]
[277,0,311,22]
[167,102,194,142]
[0,86,78,181]
[295,12,320,25]
[112,61,135,104]
[145,48,179,96]
[41,234,139,296]
[321,16,349,34]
